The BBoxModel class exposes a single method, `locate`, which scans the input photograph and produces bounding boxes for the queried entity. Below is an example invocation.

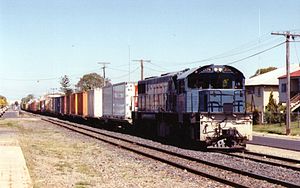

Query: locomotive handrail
[208,101,223,112]
[233,90,244,113]
[209,90,223,112]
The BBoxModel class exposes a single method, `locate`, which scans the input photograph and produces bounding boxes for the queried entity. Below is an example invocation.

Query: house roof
[278,69,300,79]
[245,64,300,86]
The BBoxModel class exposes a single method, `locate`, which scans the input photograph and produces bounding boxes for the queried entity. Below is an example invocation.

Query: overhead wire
[143,65,165,73]
[226,41,286,65]
[109,67,139,80]
[153,32,278,66]
[181,38,283,66]
[293,41,300,65]
[147,61,169,71]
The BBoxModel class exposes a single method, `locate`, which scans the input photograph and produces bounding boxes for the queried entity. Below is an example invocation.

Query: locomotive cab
[177,65,252,148]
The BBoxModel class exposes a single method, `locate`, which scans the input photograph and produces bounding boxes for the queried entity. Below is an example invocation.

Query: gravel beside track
[3,117,226,188]
[246,144,300,161]
[47,117,300,187]
[220,150,300,171]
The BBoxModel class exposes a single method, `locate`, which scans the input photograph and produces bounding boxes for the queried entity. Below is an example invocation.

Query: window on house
[247,87,254,94]
[257,87,261,97]
[281,83,287,93]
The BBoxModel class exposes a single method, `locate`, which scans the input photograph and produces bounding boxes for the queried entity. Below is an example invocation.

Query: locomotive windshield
[187,66,244,90]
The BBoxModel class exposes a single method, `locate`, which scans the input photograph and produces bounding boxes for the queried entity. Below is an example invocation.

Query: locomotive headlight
[214,67,218,72]
[218,67,223,72]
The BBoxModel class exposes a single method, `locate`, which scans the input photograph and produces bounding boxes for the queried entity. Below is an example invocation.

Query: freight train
[23,64,252,148]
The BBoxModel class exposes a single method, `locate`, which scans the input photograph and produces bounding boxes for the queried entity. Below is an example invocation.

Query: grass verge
[253,121,300,136]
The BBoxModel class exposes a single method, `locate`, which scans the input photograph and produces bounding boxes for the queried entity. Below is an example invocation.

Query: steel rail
[42,118,248,188]
[43,117,300,188]
[244,150,300,164]
[215,151,300,172]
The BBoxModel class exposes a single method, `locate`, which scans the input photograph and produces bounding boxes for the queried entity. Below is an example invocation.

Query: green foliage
[266,91,278,113]
[252,109,260,125]
[20,94,34,106]
[0,95,8,107]
[75,73,105,92]
[250,67,277,78]
[253,121,300,136]
[20,94,34,109]
[60,75,73,94]
[264,91,280,124]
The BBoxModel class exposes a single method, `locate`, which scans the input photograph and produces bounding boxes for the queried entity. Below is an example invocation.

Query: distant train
[23,64,252,148]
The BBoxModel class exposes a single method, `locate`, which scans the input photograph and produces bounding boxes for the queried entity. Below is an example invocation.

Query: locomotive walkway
[0,126,32,187]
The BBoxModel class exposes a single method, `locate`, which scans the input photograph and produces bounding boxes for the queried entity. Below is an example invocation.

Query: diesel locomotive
[133,64,252,147]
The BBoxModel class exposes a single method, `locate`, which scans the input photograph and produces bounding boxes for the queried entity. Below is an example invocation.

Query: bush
[252,109,260,125]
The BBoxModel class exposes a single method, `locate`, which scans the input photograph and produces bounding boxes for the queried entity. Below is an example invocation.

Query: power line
[0,68,101,82]
[147,61,169,71]
[144,65,165,73]
[107,67,131,72]
[153,33,278,66]
[293,42,300,65]
[226,41,286,65]
[110,67,139,80]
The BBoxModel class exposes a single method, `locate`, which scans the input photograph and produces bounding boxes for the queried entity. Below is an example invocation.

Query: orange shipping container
[70,93,78,115]
[77,92,88,116]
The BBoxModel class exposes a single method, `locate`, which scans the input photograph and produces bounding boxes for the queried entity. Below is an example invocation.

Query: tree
[20,94,34,106]
[75,73,106,92]
[0,95,8,107]
[60,75,73,94]
[264,91,279,123]
[250,67,277,78]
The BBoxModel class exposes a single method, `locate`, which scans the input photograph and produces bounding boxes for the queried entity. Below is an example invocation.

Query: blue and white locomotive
[133,64,252,148]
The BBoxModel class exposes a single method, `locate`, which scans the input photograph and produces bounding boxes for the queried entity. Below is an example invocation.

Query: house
[278,69,300,111]
[245,64,300,123]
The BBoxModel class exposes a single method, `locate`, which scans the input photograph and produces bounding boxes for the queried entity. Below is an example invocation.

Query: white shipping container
[112,82,137,119]
[102,85,113,117]
[87,88,102,117]
[113,83,125,117]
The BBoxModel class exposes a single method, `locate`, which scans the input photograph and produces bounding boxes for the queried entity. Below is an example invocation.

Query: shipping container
[40,100,46,112]
[66,95,71,114]
[102,85,113,117]
[103,82,137,119]
[45,98,51,112]
[29,100,38,112]
[60,96,66,114]
[70,93,78,115]
[77,92,88,116]
[53,97,61,114]
[87,88,102,117]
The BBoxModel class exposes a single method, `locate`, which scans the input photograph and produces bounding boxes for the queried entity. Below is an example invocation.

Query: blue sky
[1,0,300,101]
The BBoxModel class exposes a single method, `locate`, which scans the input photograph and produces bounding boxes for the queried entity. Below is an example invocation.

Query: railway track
[214,150,300,172]
[42,117,300,188]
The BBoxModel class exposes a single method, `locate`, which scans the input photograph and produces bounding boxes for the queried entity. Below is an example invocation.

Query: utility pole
[271,31,300,135]
[50,88,57,95]
[132,59,151,80]
[98,62,110,86]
